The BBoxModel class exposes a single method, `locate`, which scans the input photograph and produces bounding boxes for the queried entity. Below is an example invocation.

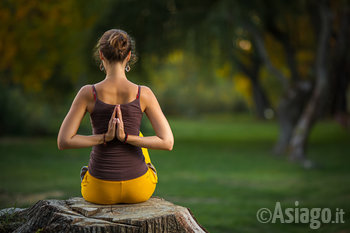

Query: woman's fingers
[116,118,122,133]
[115,106,125,141]
[111,118,117,129]
[112,118,117,133]
[105,105,125,141]
[117,105,123,122]
[104,107,118,141]
[105,117,116,141]
[108,106,117,125]
[112,105,117,119]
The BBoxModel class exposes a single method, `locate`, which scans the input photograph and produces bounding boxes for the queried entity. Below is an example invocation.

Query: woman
[57,29,174,204]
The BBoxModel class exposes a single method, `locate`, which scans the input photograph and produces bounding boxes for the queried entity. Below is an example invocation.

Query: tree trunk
[245,22,289,90]
[273,83,312,155]
[233,56,271,119]
[1,197,207,233]
[288,2,332,163]
[251,78,272,119]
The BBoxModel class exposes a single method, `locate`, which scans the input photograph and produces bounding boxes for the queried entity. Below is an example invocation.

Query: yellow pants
[81,133,158,205]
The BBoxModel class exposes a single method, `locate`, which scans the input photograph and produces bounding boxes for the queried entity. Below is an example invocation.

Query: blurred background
[0,0,349,232]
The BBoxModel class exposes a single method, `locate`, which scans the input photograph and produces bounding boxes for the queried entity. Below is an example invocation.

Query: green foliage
[0,86,68,136]
[1,0,348,135]
[0,0,109,135]
[1,0,79,91]
[144,50,249,117]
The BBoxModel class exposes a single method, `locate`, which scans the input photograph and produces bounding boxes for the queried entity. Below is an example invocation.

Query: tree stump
[0,197,208,233]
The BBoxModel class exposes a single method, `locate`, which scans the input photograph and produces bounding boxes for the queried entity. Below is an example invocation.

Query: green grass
[0,115,349,233]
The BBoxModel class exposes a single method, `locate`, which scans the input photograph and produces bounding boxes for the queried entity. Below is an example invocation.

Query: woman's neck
[104,62,127,83]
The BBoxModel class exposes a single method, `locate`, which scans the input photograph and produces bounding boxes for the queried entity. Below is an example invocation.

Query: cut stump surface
[0,197,208,233]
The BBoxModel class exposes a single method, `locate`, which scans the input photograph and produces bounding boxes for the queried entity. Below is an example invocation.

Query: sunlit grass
[0,116,349,233]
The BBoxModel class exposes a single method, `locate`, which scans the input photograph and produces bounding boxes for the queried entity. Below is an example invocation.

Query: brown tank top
[88,84,148,181]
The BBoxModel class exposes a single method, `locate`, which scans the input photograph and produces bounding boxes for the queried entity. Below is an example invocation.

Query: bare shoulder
[140,85,157,102]
[139,85,160,112]
[76,85,94,101]
[70,85,95,113]
[70,85,95,111]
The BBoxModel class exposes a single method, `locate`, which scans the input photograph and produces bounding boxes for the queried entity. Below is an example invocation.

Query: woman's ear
[99,50,104,60]
[127,51,131,61]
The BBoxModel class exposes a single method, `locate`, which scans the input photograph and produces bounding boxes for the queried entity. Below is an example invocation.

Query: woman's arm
[116,86,174,151]
[57,85,117,150]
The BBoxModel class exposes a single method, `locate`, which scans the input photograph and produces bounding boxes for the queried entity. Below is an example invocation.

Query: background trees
[0,0,348,165]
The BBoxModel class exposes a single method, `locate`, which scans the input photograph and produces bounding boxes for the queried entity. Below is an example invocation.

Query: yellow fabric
[139,132,151,164]
[81,167,157,204]
[81,132,157,204]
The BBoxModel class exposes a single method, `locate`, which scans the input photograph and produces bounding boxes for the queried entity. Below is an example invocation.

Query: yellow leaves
[265,33,286,68]
[263,13,315,81]
[0,0,94,92]
[294,15,315,48]
[11,61,52,91]
[296,50,314,78]
[167,50,184,64]
[14,0,37,21]
[215,62,232,79]
[0,5,11,23]
[233,73,252,106]
[0,36,17,70]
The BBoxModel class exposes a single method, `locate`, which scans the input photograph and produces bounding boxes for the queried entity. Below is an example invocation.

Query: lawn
[0,115,349,233]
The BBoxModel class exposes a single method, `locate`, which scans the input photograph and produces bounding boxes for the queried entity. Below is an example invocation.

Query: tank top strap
[136,85,141,99]
[92,85,97,101]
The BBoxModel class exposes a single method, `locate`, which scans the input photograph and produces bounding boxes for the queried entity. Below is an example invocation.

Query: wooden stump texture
[1,197,208,233]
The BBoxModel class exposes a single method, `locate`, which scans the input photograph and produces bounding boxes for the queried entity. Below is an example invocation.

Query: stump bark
[0,197,207,233]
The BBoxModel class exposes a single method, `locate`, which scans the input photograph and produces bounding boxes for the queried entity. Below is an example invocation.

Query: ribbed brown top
[88,85,148,181]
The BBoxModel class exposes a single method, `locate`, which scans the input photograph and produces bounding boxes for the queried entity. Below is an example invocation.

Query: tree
[0,0,105,135]
[159,0,349,165]
[289,0,350,163]
[230,0,349,165]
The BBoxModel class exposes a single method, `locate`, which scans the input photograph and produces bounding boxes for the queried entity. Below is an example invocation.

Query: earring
[99,62,105,73]
[125,64,131,72]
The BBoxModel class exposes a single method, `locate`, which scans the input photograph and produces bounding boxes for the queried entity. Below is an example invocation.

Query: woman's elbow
[165,138,174,151]
[167,144,173,151]
[57,138,68,150]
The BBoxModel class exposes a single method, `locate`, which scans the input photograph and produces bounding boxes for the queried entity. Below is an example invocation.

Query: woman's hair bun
[108,33,128,55]
[94,29,137,65]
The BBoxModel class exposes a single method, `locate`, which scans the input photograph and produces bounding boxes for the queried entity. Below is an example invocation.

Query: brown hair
[94,29,137,65]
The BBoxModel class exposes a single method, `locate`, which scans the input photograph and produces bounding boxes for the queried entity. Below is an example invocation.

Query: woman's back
[88,84,148,181]
[92,81,140,106]
[57,29,173,204]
